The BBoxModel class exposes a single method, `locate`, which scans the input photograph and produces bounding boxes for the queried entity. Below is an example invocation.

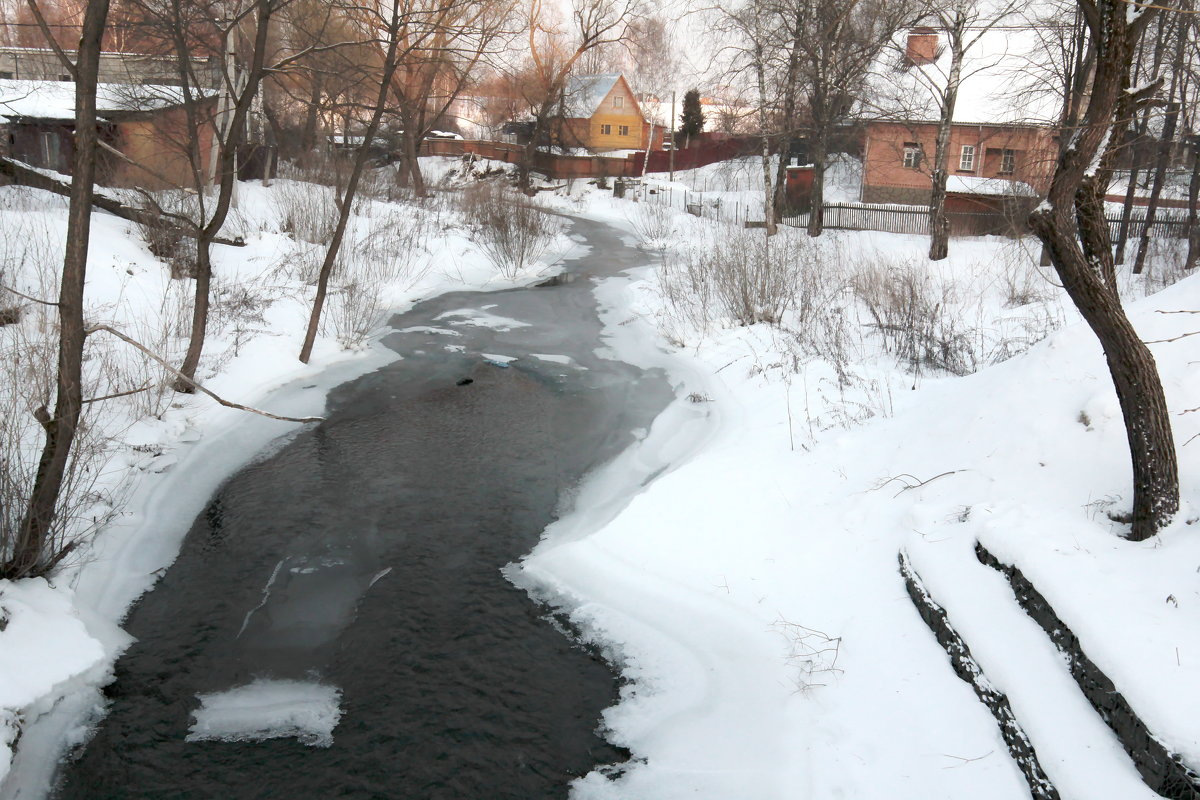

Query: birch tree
[915,0,1020,260]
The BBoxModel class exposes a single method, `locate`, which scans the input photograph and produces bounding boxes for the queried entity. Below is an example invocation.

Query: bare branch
[84,324,324,424]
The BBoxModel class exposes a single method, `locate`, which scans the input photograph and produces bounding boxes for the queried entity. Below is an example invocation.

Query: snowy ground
[3,154,1200,799]
[520,180,1200,798]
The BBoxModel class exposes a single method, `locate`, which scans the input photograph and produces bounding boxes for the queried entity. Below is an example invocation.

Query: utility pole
[669,90,676,182]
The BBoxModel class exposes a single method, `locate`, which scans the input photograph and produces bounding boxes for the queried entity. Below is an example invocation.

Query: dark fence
[420,137,761,181]
[781,201,1195,240]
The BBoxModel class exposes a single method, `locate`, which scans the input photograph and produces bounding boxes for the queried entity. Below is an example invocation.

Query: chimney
[905,28,939,67]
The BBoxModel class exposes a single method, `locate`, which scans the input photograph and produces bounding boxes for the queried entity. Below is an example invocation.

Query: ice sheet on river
[186,679,342,748]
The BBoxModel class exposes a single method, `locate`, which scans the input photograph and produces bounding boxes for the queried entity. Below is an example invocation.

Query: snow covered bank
[518,182,1200,798]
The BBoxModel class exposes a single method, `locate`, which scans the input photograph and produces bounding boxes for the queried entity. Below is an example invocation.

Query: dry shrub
[275,180,339,246]
[851,258,979,376]
[625,201,676,248]
[134,191,200,278]
[459,182,562,279]
[0,224,118,577]
[661,226,826,333]
[327,208,430,349]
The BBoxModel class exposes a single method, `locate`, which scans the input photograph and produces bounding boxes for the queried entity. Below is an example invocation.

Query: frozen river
[49,216,673,798]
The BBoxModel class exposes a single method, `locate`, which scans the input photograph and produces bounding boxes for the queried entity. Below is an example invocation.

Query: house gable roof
[562,73,642,120]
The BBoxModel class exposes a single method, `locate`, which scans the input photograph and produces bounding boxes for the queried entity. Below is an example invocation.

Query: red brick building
[860,27,1059,208]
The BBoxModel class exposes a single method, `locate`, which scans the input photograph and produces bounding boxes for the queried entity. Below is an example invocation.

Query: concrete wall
[0,47,220,88]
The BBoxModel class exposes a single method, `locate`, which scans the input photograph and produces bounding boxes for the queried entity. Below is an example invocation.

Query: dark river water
[49,216,673,799]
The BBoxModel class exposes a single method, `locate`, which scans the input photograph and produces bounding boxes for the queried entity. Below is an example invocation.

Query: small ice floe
[529,353,571,365]
[396,325,461,337]
[187,679,342,748]
[482,354,517,367]
[435,308,530,332]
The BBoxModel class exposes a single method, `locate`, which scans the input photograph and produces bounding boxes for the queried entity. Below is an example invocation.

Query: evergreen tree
[679,88,705,145]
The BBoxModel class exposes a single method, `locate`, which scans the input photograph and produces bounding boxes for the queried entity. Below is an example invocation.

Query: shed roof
[0,78,211,122]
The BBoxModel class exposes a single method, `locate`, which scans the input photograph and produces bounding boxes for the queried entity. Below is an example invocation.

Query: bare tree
[389,0,515,197]
[3,0,110,578]
[900,0,1020,260]
[1028,0,1177,541]
[515,0,642,190]
[786,0,920,235]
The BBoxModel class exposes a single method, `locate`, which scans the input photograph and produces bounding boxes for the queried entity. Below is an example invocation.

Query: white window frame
[902,143,920,169]
[600,123,612,136]
[613,96,624,109]
[959,144,976,171]
[618,124,629,136]
[1000,148,1015,175]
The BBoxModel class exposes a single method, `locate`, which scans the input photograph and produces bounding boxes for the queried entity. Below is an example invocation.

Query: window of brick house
[902,142,921,169]
[618,125,629,136]
[1000,148,1016,174]
[959,144,975,171]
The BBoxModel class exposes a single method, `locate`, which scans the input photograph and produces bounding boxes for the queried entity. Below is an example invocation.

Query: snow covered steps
[975,543,1200,800]
[900,543,1164,800]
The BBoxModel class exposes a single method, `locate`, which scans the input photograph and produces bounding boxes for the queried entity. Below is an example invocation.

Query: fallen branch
[875,470,964,498]
[85,324,323,424]
[0,156,244,248]
[0,283,59,307]
[82,381,153,405]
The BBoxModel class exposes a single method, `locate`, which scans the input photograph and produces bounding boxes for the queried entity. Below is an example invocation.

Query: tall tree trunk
[301,75,322,153]
[175,237,213,389]
[1113,159,1142,265]
[1131,100,1180,274]
[1185,141,1200,270]
[1028,0,1176,541]
[9,0,111,579]
[752,38,776,236]
[300,4,403,363]
[929,39,963,262]
[806,131,828,237]
[175,0,273,391]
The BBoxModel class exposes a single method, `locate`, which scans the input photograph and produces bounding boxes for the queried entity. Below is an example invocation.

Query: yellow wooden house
[552,73,660,153]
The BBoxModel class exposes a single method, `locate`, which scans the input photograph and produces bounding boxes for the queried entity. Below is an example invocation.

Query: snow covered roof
[562,73,623,118]
[946,174,1037,196]
[864,26,1063,127]
[0,78,210,122]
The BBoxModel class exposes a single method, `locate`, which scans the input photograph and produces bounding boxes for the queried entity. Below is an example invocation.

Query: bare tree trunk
[1132,100,1180,274]
[806,132,828,237]
[175,237,212,388]
[1113,159,1142,264]
[176,0,273,391]
[302,74,322,153]
[752,36,776,236]
[1186,141,1200,270]
[1028,0,1176,541]
[300,2,404,363]
[929,38,963,262]
[8,0,110,578]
